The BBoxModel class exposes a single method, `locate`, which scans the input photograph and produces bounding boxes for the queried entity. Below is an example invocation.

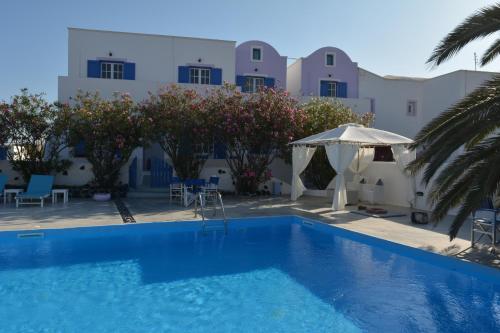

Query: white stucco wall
[297,96,372,115]
[0,158,130,187]
[358,68,424,139]
[421,70,495,127]
[286,59,302,96]
[60,28,236,102]
[360,162,412,207]
[359,68,496,140]
[358,69,497,212]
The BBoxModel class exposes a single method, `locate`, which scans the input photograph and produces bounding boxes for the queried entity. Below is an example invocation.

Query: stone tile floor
[0,195,498,268]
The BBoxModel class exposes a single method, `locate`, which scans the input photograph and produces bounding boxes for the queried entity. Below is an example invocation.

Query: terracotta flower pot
[93,193,111,201]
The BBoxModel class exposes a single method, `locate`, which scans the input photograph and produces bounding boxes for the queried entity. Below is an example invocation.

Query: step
[127,191,169,199]
[131,187,169,193]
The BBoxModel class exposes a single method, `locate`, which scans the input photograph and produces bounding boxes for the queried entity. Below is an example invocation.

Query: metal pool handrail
[195,191,227,234]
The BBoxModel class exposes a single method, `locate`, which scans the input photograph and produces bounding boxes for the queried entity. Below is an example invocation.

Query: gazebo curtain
[391,145,417,206]
[325,144,358,210]
[291,146,317,201]
[349,147,375,182]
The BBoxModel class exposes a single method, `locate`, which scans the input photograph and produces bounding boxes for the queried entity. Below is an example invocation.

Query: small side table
[52,189,69,204]
[4,189,23,204]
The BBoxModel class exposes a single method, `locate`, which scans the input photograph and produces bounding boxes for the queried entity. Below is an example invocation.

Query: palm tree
[408,3,500,240]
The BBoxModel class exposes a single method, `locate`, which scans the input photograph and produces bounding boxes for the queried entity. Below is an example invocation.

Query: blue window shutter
[236,75,246,90]
[211,68,222,85]
[337,82,347,98]
[320,81,328,97]
[178,66,189,83]
[0,147,7,160]
[124,62,135,80]
[213,142,227,159]
[264,77,275,88]
[74,141,85,157]
[87,60,100,78]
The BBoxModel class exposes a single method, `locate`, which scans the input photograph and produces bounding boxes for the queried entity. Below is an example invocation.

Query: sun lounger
[15,175,54,208]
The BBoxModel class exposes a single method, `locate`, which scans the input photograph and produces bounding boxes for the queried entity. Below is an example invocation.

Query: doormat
[350,210,406,218]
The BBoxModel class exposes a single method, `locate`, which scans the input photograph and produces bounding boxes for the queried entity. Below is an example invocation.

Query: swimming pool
[0,216,499,332]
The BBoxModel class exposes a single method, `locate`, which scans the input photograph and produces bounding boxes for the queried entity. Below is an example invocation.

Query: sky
[1,0,499,102]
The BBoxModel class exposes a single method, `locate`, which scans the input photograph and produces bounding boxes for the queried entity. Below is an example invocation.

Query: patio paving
[0,199,122,231]
[0,195,498,268]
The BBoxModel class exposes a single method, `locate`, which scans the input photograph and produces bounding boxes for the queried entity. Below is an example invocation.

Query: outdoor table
[183,179,206,207]
[3,188,23,204]
[52,188,69,204]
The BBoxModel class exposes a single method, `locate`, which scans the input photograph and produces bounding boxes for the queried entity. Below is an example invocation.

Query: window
[251,47,262,61]
[325,53,335,66]
[189,67,211,84]
[407,100,417,116]
[100,62,123,79]
[373,146,394,162]
[244,76,265,93]
[321,81,337,97]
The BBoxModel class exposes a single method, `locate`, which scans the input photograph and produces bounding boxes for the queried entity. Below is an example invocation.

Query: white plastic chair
[169,177,183,205]
[471,198,499,252]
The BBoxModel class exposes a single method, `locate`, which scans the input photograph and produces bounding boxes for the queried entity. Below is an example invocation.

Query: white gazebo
[290,123,415,210]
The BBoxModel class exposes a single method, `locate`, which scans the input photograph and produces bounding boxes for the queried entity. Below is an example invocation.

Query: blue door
[151,158,173,188]
[128,157,137,189]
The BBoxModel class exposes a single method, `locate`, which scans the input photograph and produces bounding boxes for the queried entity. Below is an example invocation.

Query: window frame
[100,62,123,80]
[326,81,337,97]
[325,52,336,67]
[407,100,417,117]
[244,76,265,93]
[320,80,337,97]
[189,67,211,85]
[251,46,263,62]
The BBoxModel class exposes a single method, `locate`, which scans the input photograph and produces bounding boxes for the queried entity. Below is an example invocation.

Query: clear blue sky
[1,0,498,102]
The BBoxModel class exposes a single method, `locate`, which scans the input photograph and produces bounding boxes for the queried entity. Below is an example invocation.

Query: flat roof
[68,27,236,44]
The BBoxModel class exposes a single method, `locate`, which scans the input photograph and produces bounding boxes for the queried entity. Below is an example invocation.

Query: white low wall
[197,158,291,194]
[359,161,411,207]
[0,156,291,195]
[0,158,130,187]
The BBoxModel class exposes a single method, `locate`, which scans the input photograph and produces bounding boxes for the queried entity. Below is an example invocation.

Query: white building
[358,68,495,139]
[56,28,240,192]
[1,28,496,205]
[59,28,236,102]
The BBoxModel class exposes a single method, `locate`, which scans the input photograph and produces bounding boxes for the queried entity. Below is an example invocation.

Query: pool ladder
[194,191,228,234]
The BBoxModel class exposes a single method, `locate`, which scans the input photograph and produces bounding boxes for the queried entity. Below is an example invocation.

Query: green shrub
[0,89,72,182]
[301,98,374,189]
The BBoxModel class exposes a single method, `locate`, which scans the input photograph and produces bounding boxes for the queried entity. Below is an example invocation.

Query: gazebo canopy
[290,124,415,210]
[291,123,413,146]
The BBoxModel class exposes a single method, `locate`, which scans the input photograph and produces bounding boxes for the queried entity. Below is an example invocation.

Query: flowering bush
[69,92,145,192]
[301,98,374,189]
[207,85,305,194]
[0,89,72,182]
[141,85,211,180]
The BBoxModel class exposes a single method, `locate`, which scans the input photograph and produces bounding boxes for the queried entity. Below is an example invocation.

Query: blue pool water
[0,216,499,332]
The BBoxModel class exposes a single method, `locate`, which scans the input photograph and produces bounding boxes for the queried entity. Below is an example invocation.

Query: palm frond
[423,136,500,239]
[448,155,500,239]
[481,37,500,65]
[407,75,500,184]
[427,3,500,66]
[428,135,500,204]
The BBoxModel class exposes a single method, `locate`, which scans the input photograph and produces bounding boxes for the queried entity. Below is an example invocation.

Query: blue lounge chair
[0,174,7,204]
[16,175,54,208]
